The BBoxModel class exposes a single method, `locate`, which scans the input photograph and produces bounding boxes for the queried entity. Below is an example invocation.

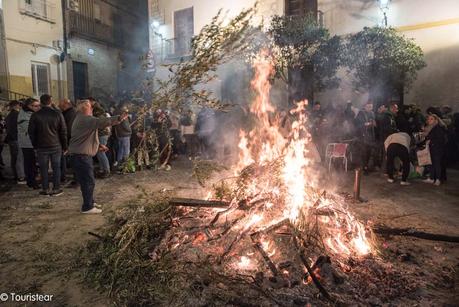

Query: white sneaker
[423,178,434,184]
[387,178,395,183]
[434,180,441,186]
[81,207,102,214]
[400,181,410,186]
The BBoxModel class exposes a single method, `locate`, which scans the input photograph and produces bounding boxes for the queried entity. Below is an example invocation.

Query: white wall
[318,0,459,110]
[153,0,284,44]
[152,0,459,111]
[3,0,66,97]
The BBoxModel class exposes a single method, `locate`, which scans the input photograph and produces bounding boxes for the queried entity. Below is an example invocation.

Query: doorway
[72,61,88,101]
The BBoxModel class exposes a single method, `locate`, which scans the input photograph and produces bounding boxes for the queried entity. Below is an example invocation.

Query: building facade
[149,0,459,110]
[65,0,149,102]
[1,0,66,101]
[0,0,149,102]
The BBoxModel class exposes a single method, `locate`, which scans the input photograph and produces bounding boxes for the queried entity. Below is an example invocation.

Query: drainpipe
[61,0,69,99]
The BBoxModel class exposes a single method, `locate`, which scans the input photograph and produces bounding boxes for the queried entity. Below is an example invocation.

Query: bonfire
[151,52,379,304]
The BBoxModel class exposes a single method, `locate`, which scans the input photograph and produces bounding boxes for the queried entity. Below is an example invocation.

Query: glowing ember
[205,191,213,200]
[235,51,373,258]
[244,214,263,231]
[237,256,253,270]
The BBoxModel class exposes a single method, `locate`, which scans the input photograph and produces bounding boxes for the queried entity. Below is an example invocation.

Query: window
[285,0,317,16]
[31,62,50,97]
[174,7,193,56]
[19,0,55,23]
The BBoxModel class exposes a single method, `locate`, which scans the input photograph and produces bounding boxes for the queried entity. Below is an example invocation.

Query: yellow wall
[3,0,67,100]
[8,75,67,100]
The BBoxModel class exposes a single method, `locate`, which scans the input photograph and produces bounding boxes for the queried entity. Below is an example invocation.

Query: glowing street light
[377,0,391,26]
[151,20,160,29]
[378,0,390,10]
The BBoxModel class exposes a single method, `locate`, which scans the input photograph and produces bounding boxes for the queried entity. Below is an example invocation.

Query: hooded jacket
[17,109,33,148]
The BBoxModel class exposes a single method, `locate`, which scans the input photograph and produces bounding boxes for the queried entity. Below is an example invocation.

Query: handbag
[416,147,432,166]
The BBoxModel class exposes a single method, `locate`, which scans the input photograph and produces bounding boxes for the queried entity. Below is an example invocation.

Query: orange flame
[236,51,373,258]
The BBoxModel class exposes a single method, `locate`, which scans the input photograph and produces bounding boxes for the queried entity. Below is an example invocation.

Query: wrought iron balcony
[68,11,114,45]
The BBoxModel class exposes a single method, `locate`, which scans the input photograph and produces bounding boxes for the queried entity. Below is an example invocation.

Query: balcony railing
[68,11,114,45]
[151,36,193,64]
[0,88,31,101]
[18,0,56,23]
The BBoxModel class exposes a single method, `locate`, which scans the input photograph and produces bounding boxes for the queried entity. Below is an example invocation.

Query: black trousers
[386,143,410,181]
[71,154,95,212]
[8,141,19,179]
[430,147,445,182]
[359,142,373,170]
[22,148,37,187]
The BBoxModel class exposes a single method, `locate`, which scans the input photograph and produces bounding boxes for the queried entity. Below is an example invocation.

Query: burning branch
[290,227,335,303]
[169,198,229,208]
[251,237,279,277]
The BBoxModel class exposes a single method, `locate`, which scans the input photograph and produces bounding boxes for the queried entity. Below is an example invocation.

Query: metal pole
[354,168,361,201]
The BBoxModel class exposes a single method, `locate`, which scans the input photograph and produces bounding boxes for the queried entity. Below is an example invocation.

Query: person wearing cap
[69,100,128,214]
[114,106,132,166]
[5,100,26,183]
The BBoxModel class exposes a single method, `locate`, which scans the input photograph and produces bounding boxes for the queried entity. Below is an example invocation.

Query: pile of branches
[77,162,423,306]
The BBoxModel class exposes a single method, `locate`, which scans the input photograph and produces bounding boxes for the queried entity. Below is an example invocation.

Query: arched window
[285,0,317,16]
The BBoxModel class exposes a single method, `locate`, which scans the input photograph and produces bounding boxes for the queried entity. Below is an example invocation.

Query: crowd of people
[0,95,226,213]
[0,95,131,213]
[307,100,458,186]
[0,94,457,214]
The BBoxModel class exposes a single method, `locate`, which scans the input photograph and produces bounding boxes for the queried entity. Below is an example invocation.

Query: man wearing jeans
[384,132,412,186]
[93,102,111,178]
[114,107,131,167]
[69,100,127,214]
[28,94,67,196]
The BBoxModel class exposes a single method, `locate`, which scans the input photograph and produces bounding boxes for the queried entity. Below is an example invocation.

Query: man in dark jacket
[58,99,77,184]
[355,101,376,174]
[5,100,25,182]
[58,99,77,140]
[28,94,67,196]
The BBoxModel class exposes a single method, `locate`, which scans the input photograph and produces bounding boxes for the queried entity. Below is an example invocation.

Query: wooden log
[169,198,229,208]
[209,206,235,226]
[374,225,459,243]
[250,218,289,238]
[292,235,333,302]
[219,227,253,263]
[208,217,243,242]
[251,236,279,277]
[287,223,337,303]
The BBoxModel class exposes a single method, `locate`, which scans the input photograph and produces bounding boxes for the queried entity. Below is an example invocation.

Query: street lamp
[151,20,160,29]
[378,0,390,10]
[377,0,391,27]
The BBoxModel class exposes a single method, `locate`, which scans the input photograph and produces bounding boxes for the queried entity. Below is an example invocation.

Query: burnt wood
[169,198,229,208]
[374,225,459,243]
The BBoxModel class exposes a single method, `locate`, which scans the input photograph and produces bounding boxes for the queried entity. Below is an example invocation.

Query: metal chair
[325,143,349,172]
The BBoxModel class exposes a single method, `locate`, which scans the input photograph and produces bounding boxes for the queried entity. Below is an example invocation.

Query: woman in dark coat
[423,114,447,186]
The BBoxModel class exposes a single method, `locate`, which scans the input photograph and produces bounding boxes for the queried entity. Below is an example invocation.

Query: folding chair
[325,143,349,172]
